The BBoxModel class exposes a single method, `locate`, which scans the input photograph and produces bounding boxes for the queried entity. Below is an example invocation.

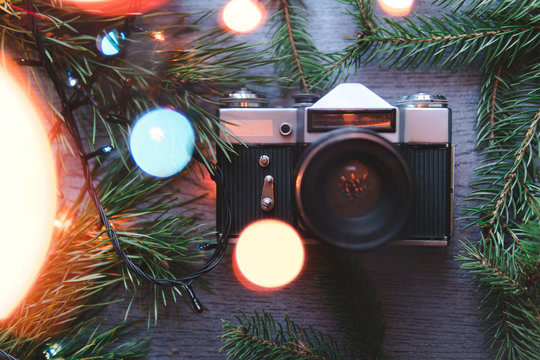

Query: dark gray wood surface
[104,1,490,359]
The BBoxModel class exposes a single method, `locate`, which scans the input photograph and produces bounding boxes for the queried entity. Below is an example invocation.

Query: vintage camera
[216,83,453,250]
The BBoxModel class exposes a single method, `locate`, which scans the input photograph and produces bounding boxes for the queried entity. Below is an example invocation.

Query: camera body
[217,83,453,250]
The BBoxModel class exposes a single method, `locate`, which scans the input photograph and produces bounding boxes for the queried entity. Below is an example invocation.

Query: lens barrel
[295,128,413,250]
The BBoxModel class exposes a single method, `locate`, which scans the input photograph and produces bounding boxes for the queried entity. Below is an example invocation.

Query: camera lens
[295,128,412,250]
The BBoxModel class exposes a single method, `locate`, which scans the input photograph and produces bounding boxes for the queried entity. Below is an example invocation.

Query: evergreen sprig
[458,59,539,360]
[3,1,278,164]
[48,320,149,360]
[457,221,540,359]
[220,310,348,360]
[0,151,209,355]
[3,320,149,359]
[465,59,539,238]
[1,0,275,318]
[324,0,539,79]
[434,0,540,23]
[268,0,342,91]
[93,156,210,311]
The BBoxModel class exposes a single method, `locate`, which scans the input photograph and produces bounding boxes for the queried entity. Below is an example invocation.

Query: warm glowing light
[221,0,266,34]
[234,220,304,289]
[0,61,57,320]
[56,0,170,16]
[152,31,166,42]
[378,0,414,16]
[53,216,71,229]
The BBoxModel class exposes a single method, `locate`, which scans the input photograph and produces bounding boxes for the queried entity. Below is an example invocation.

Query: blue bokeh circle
[98,30,124,56]
[129,108,196,178]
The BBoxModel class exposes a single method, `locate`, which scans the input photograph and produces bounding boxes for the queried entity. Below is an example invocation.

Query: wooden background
[98,0,491,359]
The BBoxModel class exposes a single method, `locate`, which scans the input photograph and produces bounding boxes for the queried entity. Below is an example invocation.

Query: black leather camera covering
[216,129,452,249]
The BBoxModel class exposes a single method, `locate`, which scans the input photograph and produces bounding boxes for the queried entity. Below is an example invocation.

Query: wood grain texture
[101,1,491,359]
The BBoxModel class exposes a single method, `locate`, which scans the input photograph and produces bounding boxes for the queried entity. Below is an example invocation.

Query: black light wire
[0,349,16,360]
[0,3,233,358]
[28,0,232,308]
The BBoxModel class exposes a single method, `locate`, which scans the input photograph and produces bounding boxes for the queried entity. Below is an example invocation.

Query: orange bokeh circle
[0,59,57,320]
[378,0,414,17]
[56,0,170,16]
[220,0,266,34]
[234,220,304,291]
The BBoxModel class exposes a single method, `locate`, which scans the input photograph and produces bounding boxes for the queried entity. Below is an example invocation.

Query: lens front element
[295,128,412,250]
[325,160,382,218]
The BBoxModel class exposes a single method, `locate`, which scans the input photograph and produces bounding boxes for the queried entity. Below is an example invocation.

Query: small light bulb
[221,0,266,34]
[44,343,62,359]
[378,0,414,17]
[97,30,125,57]
[67,72,78,87]
[234,220,304,290]
[152,31,166,42]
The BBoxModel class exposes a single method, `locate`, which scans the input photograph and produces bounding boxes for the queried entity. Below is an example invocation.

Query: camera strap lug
[260,175,275,211]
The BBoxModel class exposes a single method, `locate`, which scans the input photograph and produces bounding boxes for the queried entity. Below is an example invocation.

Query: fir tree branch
[434,0,540,23]
[1,320,149,359]
[280,0,307,91]
[362,25,540,44]
[338,0,375,33]
[320,0,540,85]
[268,0,339,91]
[220,311,348,360]
[487,108,539,236]
[333,0,540,73]
[1,1,272,322]
[220,255,392,360]
[2,4,278,162]
[312,0,373,86]
[459,241,526,294]
[459,232,540,359]
[489,62,504,139]
[223,326,327,360]
[355,19,539,70]
[355,0,375,32]
[460,52,539,358]
[467,60,539,233]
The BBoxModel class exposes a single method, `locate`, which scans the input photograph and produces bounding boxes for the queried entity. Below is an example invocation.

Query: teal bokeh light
[98,30,125,56]
[129,108,196,178]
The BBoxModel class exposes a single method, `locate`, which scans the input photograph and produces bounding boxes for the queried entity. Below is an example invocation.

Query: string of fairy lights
[22,0,234,312]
